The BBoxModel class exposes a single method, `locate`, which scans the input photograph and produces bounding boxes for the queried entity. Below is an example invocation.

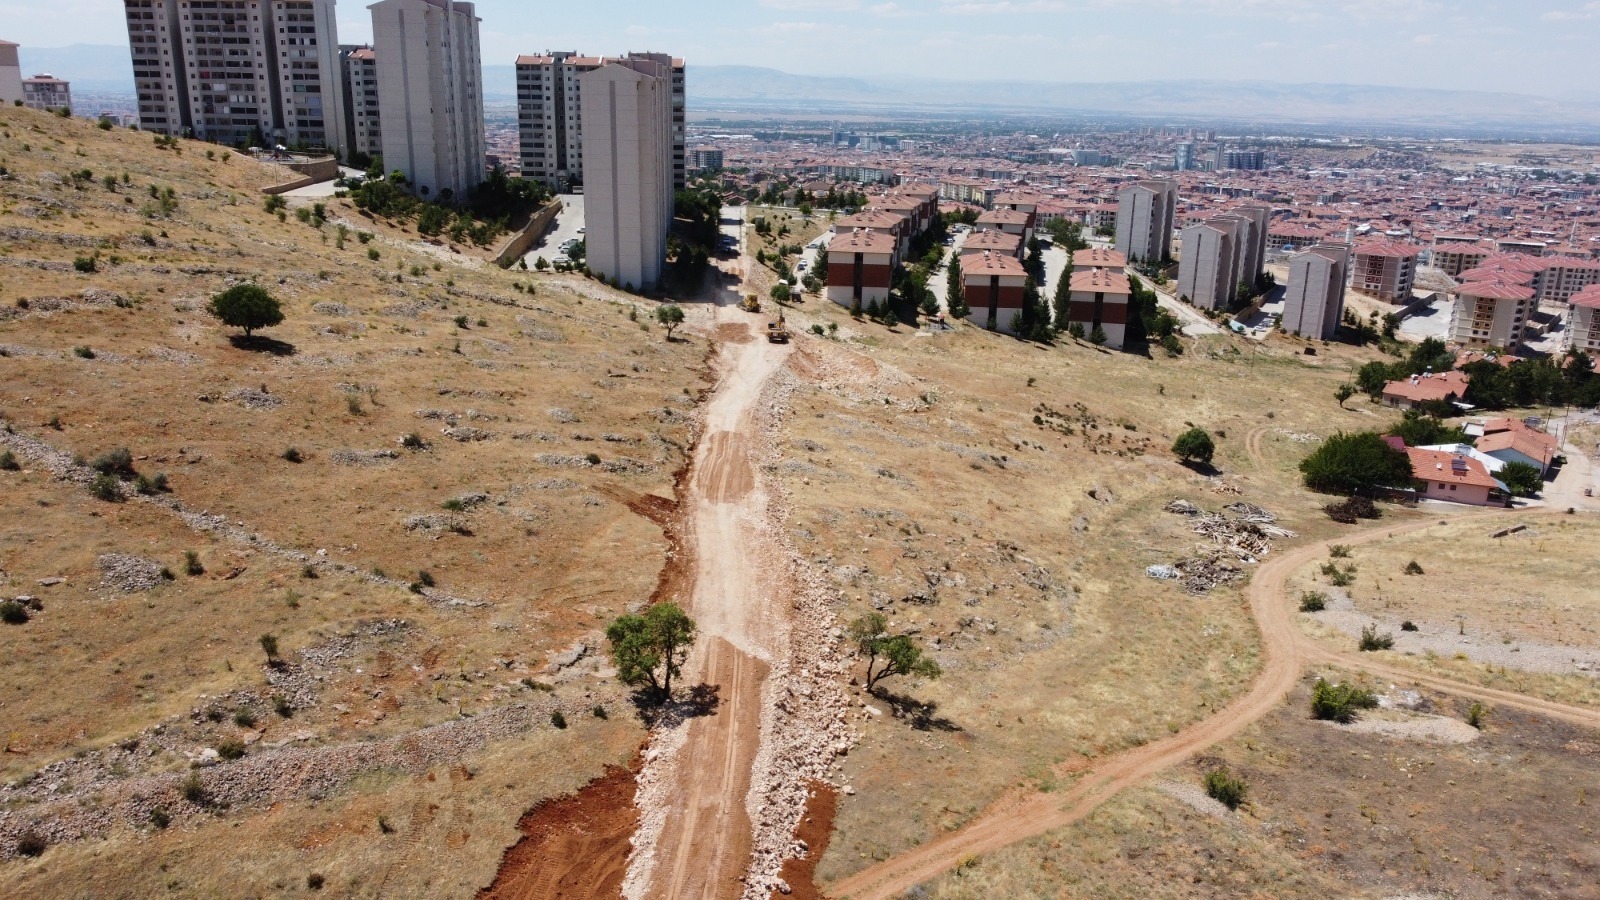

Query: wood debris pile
[1153,500,1298,595]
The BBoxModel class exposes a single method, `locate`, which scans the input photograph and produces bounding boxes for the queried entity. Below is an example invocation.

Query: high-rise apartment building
[516,50,685,192]
[689,147,723,172]
[1569,286,1600,354]
[338,45,381,160]
[1350,239,1419,303]
[22,74,72,112]
[1177,220,1240,311]
[580,54,675,291]
[122,0,346,154]
[1174,141,1194,172]
[1281,242,1351,340]
[1223,148,1265,170]
[1114,179,1176,264]
[1451,279,1535,349]
[370,0,485,201]
[0,40,23,105]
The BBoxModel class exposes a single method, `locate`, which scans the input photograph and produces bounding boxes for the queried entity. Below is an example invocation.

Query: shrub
[592,705,608,719]
[233,708,257,728]
[1320,561,1356,587]
[73,255,97,273]
[585,452,601,466]
[282,447,303,463]
[181,773,207,804]
[416,570,435,588]
[550,711,568,729]
[273,695,294,718]
[367,247,381,261]
[1298,591,1328,613]
[346,394,364,416]
[401,432,426,450]
[1203,767,1247,810]
[1359,624,1395,652]
[90,472,122,502]
[1499,460,1543,498]
[440,498,466,512]
[307,874,325,891]
[73,345,97,359]
[1324,496,1380,524]
[264,195,286,213]
[91,448,136,478]
[217,739,245,760]
[1400,620,1419,632]
[1329,544,1351,558]
[1310,677,1378,723]
[301,563,318,579]
[149,808,171,829]
[1403,560,1424,575]
[134,472,169,494]
[15,830,47,857]
[1,600,29,625]
[0,450,18,470]
[1466,701,1489,730]
[184,550,204,576]
[259,633,280,662]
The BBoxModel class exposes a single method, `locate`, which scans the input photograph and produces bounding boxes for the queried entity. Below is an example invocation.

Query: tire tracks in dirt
[828,508,1600,899]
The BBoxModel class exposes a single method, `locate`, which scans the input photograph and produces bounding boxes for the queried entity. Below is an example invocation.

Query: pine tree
[946,256,969,319]
[1052,259,1074,334]
[1026,235,1045,283]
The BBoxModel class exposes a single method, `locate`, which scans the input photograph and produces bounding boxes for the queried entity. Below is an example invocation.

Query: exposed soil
[476,757,642,900]
[770,782,837,900]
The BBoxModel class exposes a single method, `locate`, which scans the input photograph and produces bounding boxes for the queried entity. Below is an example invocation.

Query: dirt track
[827,509,1600,899]
[628,316,795,899]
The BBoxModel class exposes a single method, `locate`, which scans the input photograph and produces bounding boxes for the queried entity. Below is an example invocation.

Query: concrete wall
[494,199,563,268]
[259,155,340,194]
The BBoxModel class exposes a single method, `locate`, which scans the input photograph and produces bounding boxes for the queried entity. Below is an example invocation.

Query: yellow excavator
[766,310,790,344]
[741,294,761,313]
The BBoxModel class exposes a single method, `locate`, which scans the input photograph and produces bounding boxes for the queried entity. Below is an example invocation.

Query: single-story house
[1406,447,1509,507]
[1381,370,1470,409]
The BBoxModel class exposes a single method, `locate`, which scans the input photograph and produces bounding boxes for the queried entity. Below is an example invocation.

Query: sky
[2,0,1598,96]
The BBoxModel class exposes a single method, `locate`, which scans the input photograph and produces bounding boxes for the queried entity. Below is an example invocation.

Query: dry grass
[0,107,691,887]
[915,671,1600,898]
[763,299,1414,882]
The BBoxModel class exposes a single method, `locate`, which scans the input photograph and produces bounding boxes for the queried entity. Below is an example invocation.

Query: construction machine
[741,294,761,313]
[766,310,791,344]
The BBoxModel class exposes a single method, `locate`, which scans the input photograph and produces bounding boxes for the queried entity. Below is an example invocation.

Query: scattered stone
[96,554,166,593]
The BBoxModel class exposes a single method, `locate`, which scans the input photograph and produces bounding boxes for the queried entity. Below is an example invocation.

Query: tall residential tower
[369,0,486,200]
[580,54,675,291]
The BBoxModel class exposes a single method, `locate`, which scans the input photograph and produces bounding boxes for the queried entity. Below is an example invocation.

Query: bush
[1400,620,1419,632]
[1359,624,1395,652]
[1324,496,1380,524]
[1298,591,1327,613]
[1403,560,1424,575]
[454,314,469,328]
[1329,544,1351,558]
[367,247,381,261]
[1498,460,1543,498]
[307,874,325,891]
[181,773,207,804]
[1172,427,1215,466]
[134,472,169,494]
[550,710,567,729]
[282,447,303,463]
[585,452,601,466]
[1203,767,1247,810]
[217,739,246,761]
[416,570,435,588]
[1,600,29,625]
[592,705,608,719]
[90,472,122,502]
[1310,677,1378,723]
[185,550,204,576]
[73,345,96,359]
[73,255,97,273]
[1466,701,1489,730]
[233,707,257,728]
[0,450,19,471]
[91,448,136,478]
[149,808,171,829]
[15,830,47,857]
[401,432,426,450]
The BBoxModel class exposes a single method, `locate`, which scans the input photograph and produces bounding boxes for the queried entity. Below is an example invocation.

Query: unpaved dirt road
[829,509,1600,898]
[628,311,794,900]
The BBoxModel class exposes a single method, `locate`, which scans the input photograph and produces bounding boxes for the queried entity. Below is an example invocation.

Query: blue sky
[3,0,1598,95]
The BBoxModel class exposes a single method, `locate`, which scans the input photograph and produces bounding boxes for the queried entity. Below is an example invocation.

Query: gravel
[96,554,168,593]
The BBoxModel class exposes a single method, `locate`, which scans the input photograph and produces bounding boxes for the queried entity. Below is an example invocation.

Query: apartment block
[960,228,1021,261]
[1451,280,1535,349]
[1073,247,1126,271]
[826,229,896,308]
[689,147,723,171]
[939,177,1000,209]
[1066,268,1131,349]
[1176,220,1238,311]
[1351,239,1419,303]
[961,250,1028,333]
[0,40,22,105]
[1432,235,1491,278]
[1533,257,1600,304]
[1114,179,1176,264]
[516,51,684,192]
[1223,148,1264,170]
[22,74,71,112]
[338,45,380,159]
[1569,286,1600,354]
[580,55,674,291]
[122,0,347,154]
[1281,242,1351,340]
[371,0,485,201]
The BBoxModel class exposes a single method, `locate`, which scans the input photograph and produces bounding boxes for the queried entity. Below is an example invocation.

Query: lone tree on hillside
[1300,431,1416,496]
[606,603,697,701]
[655,304,686,341]
[847,612,941,693]
[1172,427,1216,466]
[208,284,283,338]
[1335,383,1356,408]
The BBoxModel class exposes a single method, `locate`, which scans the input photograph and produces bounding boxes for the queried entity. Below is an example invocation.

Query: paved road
[1146,279,1225,336]
[280,166,366,198]
[521,193,585,266]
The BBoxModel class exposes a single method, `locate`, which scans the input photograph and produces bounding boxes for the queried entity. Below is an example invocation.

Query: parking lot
[522,193,586,267]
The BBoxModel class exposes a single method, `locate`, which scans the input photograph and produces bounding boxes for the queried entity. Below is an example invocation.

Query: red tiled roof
[1458,281,1534,301]
[1407,448,1501,490]
[1383,370,1469,403]
[1073,248,1126,268]
[1572,285,1600,309]
[828,230,895,254]
[1069,269,1130,294]
[1353,239,1420,259]
[962,252,1026,277]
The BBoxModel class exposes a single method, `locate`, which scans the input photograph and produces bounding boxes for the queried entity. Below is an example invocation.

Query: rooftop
[1407,448,1502,490]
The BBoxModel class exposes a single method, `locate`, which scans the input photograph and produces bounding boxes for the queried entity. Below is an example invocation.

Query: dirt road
[828,509,1600,898]
[626,312,794,900]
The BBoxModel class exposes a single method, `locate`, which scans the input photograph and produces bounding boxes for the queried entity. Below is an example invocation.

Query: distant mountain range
[27,46,1600,134]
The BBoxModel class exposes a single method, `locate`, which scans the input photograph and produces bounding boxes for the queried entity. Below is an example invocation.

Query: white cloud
[759,0,861,10]
[1542,1,1600,20]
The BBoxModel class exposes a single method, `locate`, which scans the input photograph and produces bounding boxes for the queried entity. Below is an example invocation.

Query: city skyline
[3,0,1599,98]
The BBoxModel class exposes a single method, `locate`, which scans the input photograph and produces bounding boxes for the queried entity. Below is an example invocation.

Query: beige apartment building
[1114,179,1176,264]
[516,51,684,192]
[22,74,71,112]
[1281,242,1350,340]
[338,45,380,159]
[1569,286,1600,354]
[1065,268,1132,349]
[122,0,347,154]
[1451,280,1535,349]
[0,40,22,105]
[1431,236,1491,278]
[370,0,485,201]
[1178,208,1266,312]
[580,55,675,291]
[1350,239,1418,303]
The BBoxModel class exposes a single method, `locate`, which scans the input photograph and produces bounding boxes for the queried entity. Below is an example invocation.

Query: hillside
[2,108,1598,900]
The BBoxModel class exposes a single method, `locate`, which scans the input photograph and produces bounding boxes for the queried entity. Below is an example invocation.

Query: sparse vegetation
[1203,766,1247,810]
[847,611,942,693]
[1358,624,1395,652]
[1298,591,1328,613]
[1310,677,1378,723]
[606,603,697,701]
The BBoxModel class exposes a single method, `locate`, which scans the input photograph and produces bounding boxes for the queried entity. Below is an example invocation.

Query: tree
[208,284,283,338]
[1355,361,1396,399]
[1089,324,1107,346]
[1052,260,1074,335]
[946,256,968,319]
[1498,460,1543,497]
[1299,431,1417,496]
[1388,410,1466,447]
[1025,235,1045,282]
[605,603,697,700]
[1335,383,1356,408]
[655,304,685,340]
[1172,427,1215,466]
[1015,277,1052,342]
[847,612,941,693]
[770,282,791,304]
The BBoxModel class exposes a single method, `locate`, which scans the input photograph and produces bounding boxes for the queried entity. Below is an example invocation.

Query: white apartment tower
[516,50,685,192]
[0,40,23,105]
[1176,221,1238,311]
[581,54,675,291]
[1114,179,1176,264]
[1281,242,1351,340]
[339,45,381,160]
[122,0,347,154]
[369,0,486,201]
